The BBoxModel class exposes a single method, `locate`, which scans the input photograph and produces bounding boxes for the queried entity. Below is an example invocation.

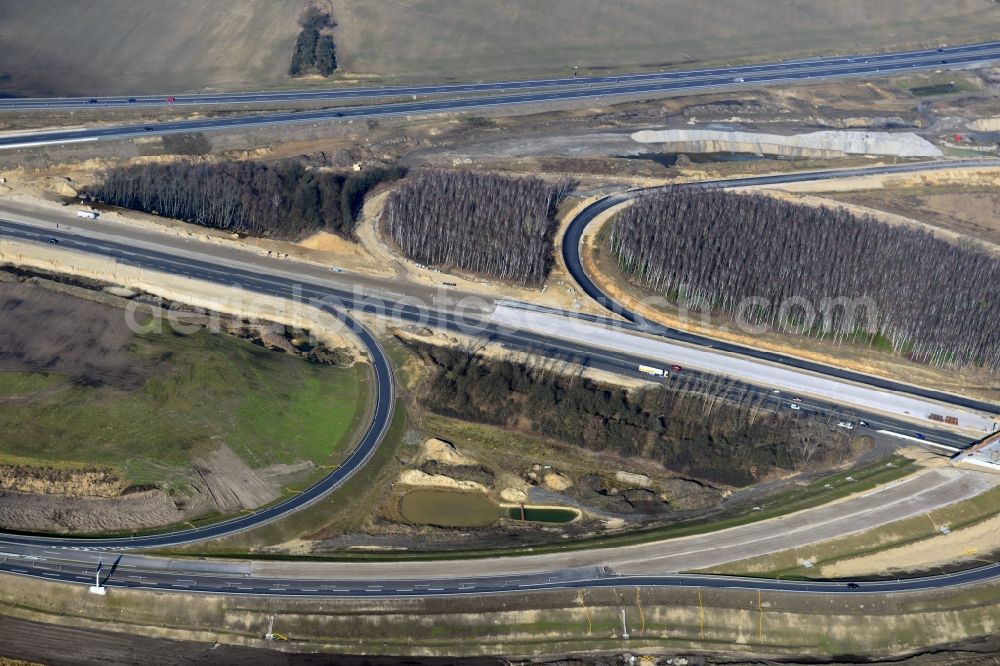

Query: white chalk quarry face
[631,128,943,158]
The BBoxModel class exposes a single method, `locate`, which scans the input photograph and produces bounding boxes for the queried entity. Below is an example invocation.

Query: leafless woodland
[412,341,853,486]
[610,188,1000,372]
[383,170,573,285]
[89,160,403,239]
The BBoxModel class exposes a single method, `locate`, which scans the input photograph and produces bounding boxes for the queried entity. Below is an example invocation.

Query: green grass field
[0,372,64,398]
[0,327,367,487]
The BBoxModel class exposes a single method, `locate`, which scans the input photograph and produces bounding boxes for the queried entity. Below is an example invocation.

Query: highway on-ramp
[0,209,996,597]
[0,287,396,550]
[3,42,1000,150]
[0,465,998,598]
[0,215,985,451]
[561,159,1000,420]
[2,61,1000,598]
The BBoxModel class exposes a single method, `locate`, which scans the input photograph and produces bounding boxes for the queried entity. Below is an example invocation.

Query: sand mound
[297,231,373,261]
[398,470,487,492]
[968,117,1000,132]
[543,472,573,491]
[419,438,472,466]
[500,487,528,503]
[615,471,652,488]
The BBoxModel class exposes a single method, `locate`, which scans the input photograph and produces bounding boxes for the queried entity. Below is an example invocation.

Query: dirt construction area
[829,185,1000,248]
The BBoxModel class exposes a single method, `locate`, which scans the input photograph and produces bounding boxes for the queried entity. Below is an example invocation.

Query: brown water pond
[399,489,499,528]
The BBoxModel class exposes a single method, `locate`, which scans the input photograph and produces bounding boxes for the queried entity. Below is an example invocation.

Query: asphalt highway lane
[3,43,1000,149]
[0,218,992,597]
[0,217,980,452]
[1,47,999,595]
[0,459,995,589]
[561,160,1000,419]
[3,40,999,111]
[2,541,1000,598]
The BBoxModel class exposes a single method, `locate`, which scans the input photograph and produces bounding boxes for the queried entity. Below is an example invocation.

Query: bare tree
[408,340,851,486]
[383,170,575,285]
[89,160,403,240]
[610,187,1000,373]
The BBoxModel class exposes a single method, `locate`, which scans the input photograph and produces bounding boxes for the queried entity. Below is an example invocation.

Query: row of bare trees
[410,341,850,486]
[610,188,1000,372]
[382,170,573,285]
[88,160,403,240]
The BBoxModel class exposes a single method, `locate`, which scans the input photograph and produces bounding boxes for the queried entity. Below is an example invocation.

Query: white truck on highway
[638,364,666,377]
[76,210,98,219]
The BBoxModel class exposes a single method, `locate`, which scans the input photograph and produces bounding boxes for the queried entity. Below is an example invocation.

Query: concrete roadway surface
[3,41,998,111]
[5,158,1000,431]
[493,304,997,435]
[0,203,985,450]
[0,162,997,596]
[4,159,999,442]
[561,158,1000,427]
[3,42,1000,150]
[0,213,996,597]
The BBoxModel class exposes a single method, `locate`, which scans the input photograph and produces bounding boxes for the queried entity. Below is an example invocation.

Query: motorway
[0,196,997,597]
[7,42,1000,111]
[4,42,1000,149]
[4,159,1000,431]
[0,208,988,451]
[492,304,996,434]
[3,41,999,111]
[561,159,1000,420]
[0,467,997,597]
[2,50,1000,601]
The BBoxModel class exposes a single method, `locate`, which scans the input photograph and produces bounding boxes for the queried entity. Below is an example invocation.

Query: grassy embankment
[897,72,981,98]
[168,397,408,554]
[0,327,367,490]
